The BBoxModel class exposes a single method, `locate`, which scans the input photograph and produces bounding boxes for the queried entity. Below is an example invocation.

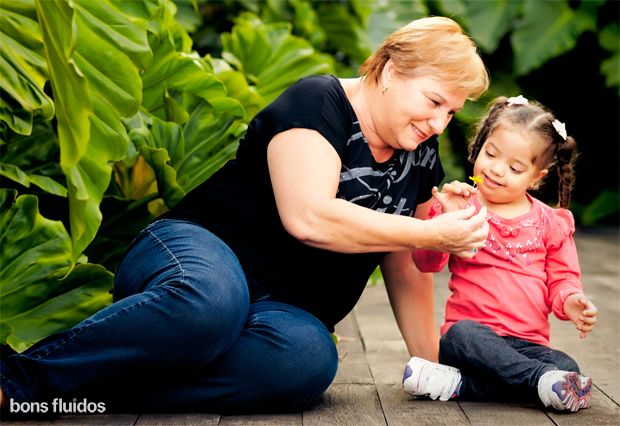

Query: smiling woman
[1,17,490,415]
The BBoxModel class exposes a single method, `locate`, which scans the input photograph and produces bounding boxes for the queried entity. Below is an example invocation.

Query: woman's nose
[428,112,452,135]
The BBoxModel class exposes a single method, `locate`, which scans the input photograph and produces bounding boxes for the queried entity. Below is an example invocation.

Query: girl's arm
[267,128,489,255]
[382,199,439,361]
[546,210,589,331]
[411,199,451,272]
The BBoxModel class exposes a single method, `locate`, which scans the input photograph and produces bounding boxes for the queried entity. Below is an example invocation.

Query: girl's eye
[485,151,495,158]
[510,167,522,174]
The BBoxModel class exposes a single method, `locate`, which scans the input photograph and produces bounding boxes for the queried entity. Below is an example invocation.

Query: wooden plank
[376,384,469,426]
[302,384,386,426]
[50,413,140,425]
[545,386,620,426]
[458,400,553,425]
[1,417,55,426]
[135,412,219,425]
[363,340,409,386]
[332,312,374,385]
[550,233,620,403]
[219,413,301,425]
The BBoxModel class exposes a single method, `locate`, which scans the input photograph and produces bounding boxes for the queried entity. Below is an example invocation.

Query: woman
[0,17,489,414]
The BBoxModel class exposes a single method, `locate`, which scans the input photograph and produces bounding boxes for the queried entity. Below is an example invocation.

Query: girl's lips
[411,124,428,140]
[483,174,502,188]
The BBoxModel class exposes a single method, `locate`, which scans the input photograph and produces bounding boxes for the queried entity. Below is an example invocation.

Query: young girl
[401,96,598,412]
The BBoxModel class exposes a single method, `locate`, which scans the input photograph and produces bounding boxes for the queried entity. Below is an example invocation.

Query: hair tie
[552,119,567,141]
[506,95,528,107]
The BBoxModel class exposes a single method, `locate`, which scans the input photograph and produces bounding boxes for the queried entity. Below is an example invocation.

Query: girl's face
[474,126,547,209]
[377,61,468,152]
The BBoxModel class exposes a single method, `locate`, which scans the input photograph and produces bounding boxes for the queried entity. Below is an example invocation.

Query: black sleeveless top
[162,75,444,331]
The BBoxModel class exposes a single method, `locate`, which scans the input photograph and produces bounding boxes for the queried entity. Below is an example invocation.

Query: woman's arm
[267,128,488,255]
[382,250,439,361]
[382,200,440,362]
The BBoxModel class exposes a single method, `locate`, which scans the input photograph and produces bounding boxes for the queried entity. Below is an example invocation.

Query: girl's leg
[0,220,250,406]
[439,320,556,401]
[111,301,339,413]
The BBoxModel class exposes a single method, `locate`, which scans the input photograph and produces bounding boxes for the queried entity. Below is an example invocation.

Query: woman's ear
[381,58,395,88]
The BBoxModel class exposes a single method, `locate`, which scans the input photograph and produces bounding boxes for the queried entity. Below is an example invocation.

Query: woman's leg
[439,320,556,401]
[0,220,250,407]
[112,301,339,413]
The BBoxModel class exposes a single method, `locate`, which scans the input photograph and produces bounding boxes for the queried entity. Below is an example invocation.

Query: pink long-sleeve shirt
[412,195,583,347]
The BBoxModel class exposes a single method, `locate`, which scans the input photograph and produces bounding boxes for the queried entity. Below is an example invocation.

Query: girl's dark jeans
[439,319,580,402]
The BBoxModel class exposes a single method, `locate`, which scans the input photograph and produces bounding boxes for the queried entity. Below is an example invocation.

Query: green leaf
[35,0,160,261]
[142,28,245,120]
[461,0,521,54]
[1,118,67,196]
[316,3,372,65]
[581,190,620,226]
[0,1,54,134]
[3,264,113,353]
[0,190,72,294]
[0,189,114,352]
[511,0,596,75]
[599,23,619,91]
[365,0,428,51]
[222,13,332,104]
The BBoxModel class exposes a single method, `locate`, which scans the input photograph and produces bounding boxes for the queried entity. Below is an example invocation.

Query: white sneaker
[402,357,461,401]
[538,370,589,412]
[579,375,593,409]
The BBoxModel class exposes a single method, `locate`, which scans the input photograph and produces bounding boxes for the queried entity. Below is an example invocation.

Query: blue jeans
[1,220,338,413]
[439,319,580,402]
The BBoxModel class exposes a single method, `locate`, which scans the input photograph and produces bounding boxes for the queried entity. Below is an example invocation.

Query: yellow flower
[469,175,482,187]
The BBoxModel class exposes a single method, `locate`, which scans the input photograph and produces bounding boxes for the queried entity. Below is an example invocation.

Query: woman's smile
[412,124,428,140]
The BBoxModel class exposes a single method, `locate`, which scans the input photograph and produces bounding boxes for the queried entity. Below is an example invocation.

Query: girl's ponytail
[555,133,577,208]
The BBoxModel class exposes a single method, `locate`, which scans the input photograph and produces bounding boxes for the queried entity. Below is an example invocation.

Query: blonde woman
[1,17,489,414]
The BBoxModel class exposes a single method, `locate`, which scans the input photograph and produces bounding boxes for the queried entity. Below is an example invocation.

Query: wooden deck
[3,229,619,425]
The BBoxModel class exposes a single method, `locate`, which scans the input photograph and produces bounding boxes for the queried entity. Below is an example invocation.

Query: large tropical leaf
[222,13,332,104]
[0,0,54,135]
[511,0,596,76]
[0,189,113,353]
[142,4,245,121]
[365,0,428,50]
[127,105,246,208]
[0,118,67,197]
[460,0,521,54]
[599,22,619,93]
[316,2,372,66]
[34,0,164,262]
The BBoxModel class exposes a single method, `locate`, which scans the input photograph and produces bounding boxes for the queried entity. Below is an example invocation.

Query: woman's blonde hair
[359,16,489,100]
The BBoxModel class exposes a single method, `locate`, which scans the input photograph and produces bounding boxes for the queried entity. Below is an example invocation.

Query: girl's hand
[433,181,478,213]
[563,294,598,339]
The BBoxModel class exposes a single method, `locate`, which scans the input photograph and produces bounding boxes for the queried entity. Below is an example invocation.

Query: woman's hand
[432,181,477,213]
[563,294,598,339]
[426,205,489,259]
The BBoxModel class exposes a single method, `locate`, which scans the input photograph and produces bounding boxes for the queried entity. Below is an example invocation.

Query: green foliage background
[1,0,618,352]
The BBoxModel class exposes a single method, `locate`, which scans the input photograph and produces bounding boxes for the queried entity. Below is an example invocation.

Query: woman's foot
[538,370,591,412]
[402,357,461,401]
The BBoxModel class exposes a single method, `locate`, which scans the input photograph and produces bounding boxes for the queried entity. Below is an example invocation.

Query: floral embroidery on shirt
[482,208,549,266]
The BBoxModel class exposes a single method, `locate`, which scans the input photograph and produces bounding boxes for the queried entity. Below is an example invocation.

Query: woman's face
[377,62,468,152]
